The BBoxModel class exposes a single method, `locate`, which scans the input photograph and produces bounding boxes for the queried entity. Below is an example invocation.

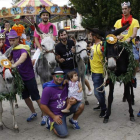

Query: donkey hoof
[103,118,108,123]
[85,101,89,105]
[15,104,19,109]
[0,125,3,130]
[14,128,19,133]
[122,97,126,102]
[130,117,135,122]
[131,101,135,105]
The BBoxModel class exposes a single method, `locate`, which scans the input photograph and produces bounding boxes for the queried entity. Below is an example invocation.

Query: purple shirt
[41,83,68,122]
[1,29,10,46]
[12,49,35,81]
[34,22,57,44]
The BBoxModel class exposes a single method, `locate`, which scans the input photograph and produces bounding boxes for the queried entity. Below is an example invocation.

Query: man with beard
[55,29,78,76]
[114,2,139,88]
[32,9,57,65]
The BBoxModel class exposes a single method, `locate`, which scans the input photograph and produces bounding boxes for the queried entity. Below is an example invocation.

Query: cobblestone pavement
[1,74,140,140]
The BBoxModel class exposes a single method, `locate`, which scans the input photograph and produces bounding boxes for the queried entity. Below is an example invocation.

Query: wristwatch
[129,37,133,41]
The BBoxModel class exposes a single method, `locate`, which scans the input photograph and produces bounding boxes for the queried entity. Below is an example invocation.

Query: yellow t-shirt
[90,42,104,74]
[114,18,139,44]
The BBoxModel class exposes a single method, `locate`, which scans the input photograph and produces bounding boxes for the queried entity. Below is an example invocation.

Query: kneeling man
[40,67,84,138]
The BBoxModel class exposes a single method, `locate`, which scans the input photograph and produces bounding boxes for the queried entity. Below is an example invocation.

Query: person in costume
[32,9,57,65]
[0,32,10,54]
[8,30,43,123]
[114,1,139,88]
[40,67,84,137]
[12,15,26,45]
[1,21,11,46]
[88,29,107,117]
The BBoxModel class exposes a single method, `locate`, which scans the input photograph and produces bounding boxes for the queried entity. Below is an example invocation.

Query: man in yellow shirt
[88,30,107,118]
[114,1,139,88]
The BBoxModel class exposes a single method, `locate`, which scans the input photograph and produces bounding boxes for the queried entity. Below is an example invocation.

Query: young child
[26,36,32,48]
[61,71,83,113]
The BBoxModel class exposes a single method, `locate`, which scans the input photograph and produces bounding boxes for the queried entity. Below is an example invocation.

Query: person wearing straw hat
[32,9,57,65]
[0,32,10,54]
[8,29,43,122]
[12,15,26,44]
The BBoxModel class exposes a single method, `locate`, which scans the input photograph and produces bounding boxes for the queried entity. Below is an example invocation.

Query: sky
[0,0,69,9]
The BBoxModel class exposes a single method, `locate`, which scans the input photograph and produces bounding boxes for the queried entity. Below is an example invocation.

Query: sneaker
[69,118,80,129]
[41,116,47,126]
[46,117,50,130]
[93,105,101,110]
[27,113,37,122]
[61,109,70,113]
[99,109,106,118]
[132,78,137,88]
[137,112,140,117]
[87,90,92,96]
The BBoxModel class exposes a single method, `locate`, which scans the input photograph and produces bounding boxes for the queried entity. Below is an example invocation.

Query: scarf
[121,14,132,28]
[43,80,63,89]
[1,44,7,54]
[13,44,30,56]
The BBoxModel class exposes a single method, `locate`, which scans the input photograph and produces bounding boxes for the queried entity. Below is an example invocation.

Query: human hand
[125,38,131,43]
[78,89,82,93]
[117,35,124,40]
[12,64,17,68]
[53,115,62,125]
[71,46,76,53]
[59,58,65,63]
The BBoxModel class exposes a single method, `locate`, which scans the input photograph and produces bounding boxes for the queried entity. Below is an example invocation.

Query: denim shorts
[53,101,82,137]
[22,77,40,101]
[132,44,139,60]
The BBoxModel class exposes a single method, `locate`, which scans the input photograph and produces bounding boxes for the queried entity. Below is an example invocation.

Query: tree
[70,0,140,30]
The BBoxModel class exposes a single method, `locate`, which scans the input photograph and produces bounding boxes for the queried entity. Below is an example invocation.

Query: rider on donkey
[32,9,57,65]
[114,1,139,88]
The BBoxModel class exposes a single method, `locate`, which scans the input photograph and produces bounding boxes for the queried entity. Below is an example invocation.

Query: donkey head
[34,23,56,69]
[105,24,130,70]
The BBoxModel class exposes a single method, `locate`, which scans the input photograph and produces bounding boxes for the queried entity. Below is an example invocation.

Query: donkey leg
[0,101,3,130]
[130,84,135,105]
[122,84,126,102]
[81,75,89,105]
[9,100,19,132]
[104,81,114,123]
[124,83,135,121]
[15,95,18,109]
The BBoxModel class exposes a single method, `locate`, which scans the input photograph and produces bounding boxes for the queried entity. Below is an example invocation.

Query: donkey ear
[49,25,53,34]
[4,46,14,58]
[34,23,43,35]
[112,24,130,36]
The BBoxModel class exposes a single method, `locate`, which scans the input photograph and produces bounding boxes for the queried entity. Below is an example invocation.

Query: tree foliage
[70,0,140,30]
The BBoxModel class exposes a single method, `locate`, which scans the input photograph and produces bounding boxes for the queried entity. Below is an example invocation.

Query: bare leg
[0,101,3,130]
[85,78,91,91]
[24,98,36,113]
[9,100,19,132]
[36,99,45,116]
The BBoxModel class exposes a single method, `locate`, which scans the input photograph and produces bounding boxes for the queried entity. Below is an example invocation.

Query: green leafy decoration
[0,68,24,101]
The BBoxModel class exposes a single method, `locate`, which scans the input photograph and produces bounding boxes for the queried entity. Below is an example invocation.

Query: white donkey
[0,47,19,132]
[74,39,89,105]
[34,23,57,85]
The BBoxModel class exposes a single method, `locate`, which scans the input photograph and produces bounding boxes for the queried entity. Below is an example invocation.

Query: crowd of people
[0,1,140,138]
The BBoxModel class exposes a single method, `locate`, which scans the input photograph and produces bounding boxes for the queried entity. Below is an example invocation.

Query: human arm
[78,82,82,93]
[35,37,42,50]
[55,55,65,63]
[63,79,69,85]
[40,104,62,125]
[12,52,27,68]
[125,27,138,43]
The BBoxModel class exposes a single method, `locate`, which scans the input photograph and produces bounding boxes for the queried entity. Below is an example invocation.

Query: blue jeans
[92,73,106,110]
[53,102,82,137]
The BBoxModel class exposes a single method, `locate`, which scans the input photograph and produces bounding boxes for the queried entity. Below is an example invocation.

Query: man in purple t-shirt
[32,9,57,65]
[8,30,42,122]
[40,67,84,138]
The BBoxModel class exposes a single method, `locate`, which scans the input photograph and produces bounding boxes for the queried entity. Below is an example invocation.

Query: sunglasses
[55,75,64,78]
